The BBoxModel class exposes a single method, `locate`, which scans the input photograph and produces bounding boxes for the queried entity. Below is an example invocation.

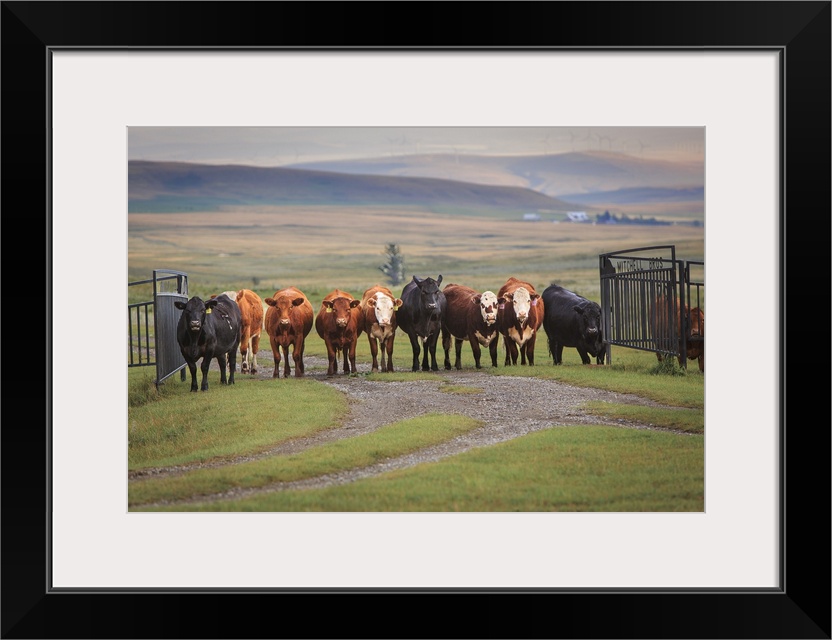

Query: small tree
[379,243,406,287]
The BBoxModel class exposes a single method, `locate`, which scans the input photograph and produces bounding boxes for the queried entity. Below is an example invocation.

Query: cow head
[475,291,500,326]
[175,296,221,333]
[266,295,306,326]
[689,307,704,338]
[505,287,538,326]
[574,302,602,343]
[413,275,443,312]
[323,297,360,328]
[368,292,401,327]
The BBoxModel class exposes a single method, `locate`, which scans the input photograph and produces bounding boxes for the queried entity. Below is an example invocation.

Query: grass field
[128,204,704,301]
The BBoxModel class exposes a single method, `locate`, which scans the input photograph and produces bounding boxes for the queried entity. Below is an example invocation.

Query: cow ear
[322,300,333,309]
[174,301,186,310]
[206,298,219,309]
[367,297,376,308]
[394,298,403,310]
[497,296,507,305]
[265,298,276,307]
[292,297,305,306]
[412,275,420,284]
[437,275,443,286]
[472,294,481,305]
[573,305,584,315]
[350,300,360,308]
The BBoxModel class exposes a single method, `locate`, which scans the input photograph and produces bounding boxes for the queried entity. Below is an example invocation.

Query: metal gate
[599,245,704,368]
[128,269,189,386]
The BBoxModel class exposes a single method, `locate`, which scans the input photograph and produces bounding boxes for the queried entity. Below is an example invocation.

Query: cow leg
[325,342,338,376]
[186,361,199,392]
[578,349,590,365]
[384,337,395,372]
[216,352,228,384]
[457,338,467,370]
[269,336,282,378]
[240,328,250,373]
[227,347,237,384]
[525,333,536,366]
[554,343,564,365]
[284,343,293,378]
[250,333,260,374]
[291,340,303,377]
[368,337,380,372]
[426,335,439,372]
[200,356,212,391]
[408,333,421,372]
[347,342,357,374]
[442,330,452,370]
[489,340,498,368]
[698,353,704,372]
[504,337,519,366]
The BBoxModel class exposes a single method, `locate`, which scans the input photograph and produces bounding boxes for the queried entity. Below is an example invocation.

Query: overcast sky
[128,126,705,167]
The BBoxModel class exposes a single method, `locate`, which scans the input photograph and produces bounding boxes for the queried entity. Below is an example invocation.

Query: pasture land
[128,204,704,303]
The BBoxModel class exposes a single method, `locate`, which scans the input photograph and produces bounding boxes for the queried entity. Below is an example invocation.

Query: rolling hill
[128,161,585,215]
[288,150,704,199]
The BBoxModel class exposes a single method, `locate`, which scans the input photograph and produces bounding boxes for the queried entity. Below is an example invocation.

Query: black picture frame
[4,2,829,638]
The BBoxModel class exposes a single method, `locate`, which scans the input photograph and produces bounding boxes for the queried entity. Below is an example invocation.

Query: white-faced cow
[441,283,502,370]
[541,283,605,365]
[397,275,448,372]
[264,286,314,378]
[496,277,544,366]
[315,289,363,376]
[174,294,241,392]
[359,285,403,373]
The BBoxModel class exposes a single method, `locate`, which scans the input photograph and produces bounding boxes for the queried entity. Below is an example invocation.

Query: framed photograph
[6,2,829,638]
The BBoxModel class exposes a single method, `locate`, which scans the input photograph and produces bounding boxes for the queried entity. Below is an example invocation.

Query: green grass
[144,425,703,512]
[128,375,347,470]
[129,414,482,508]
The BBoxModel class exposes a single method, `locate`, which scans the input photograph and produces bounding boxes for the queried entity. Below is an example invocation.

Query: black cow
[541,283,605,365]
[174,294,242,391]
[396,275,447,372]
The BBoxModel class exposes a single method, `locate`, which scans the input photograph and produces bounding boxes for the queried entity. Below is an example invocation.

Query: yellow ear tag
[206,308,212,314]
[326,307,332,313]
[394,306,399,311]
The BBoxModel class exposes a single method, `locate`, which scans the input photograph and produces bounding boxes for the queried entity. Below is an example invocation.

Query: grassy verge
[128,373,347,470]
[142,425,703,512]
[130,414,482,508]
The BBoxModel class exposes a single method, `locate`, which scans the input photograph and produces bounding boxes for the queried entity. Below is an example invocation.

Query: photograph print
[127,125,705,513]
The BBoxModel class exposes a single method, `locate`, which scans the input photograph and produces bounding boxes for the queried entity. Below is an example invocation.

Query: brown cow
[315,289,363,376]
[359,285,403,373]
[496,277,544,366]
[441,283,503,369]
[263,286,314,378]
[652,293,705,372]
[234,289,264,374]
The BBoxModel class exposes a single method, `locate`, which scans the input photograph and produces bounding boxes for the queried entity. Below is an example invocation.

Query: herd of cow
[174,275,701,392]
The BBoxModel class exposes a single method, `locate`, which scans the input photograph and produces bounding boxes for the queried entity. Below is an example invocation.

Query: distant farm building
[522,213,542,221]
[566,211,589,222]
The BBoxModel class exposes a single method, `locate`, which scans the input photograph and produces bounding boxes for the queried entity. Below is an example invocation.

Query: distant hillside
[289,150,704,199]
[128,161,584,214]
